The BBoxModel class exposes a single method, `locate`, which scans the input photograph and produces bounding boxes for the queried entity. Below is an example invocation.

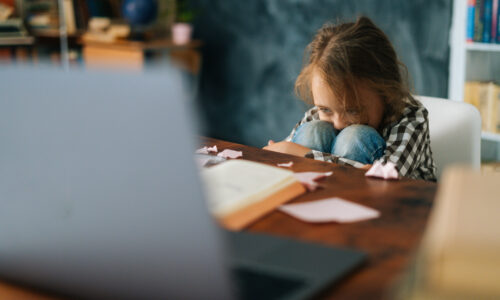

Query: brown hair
[295,16,410,125]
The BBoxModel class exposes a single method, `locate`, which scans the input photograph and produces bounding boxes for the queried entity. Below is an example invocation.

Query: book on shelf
[497,0,500,42]
[474,0,485,42]
[484,0,492,42]
[467,0,476,42]
[493,0,499,41]
[23,0,89,36]
[464,81,500,133]
[0,18,29,38]
[62,0,76,34]
[72,0,89,31]
[24,0,59,33]
[468,0,500,43]
[200,159,306,230]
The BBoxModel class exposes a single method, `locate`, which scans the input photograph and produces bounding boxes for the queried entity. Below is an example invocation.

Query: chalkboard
[192,0,452,147]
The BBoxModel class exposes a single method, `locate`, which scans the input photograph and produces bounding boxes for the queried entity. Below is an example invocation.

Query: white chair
[415,95,482,179]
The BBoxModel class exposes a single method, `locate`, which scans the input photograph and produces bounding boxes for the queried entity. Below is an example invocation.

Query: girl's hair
[295,16,410,125]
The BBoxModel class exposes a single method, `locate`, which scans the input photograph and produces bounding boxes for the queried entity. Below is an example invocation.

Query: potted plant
[172,0,194,45]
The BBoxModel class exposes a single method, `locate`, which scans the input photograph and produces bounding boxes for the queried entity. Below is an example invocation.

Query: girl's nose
[332,113,347,131]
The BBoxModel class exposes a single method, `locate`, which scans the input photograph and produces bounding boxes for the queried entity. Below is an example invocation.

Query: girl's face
[311,72,385,131]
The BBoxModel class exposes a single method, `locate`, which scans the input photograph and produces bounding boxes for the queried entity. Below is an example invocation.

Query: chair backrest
[414,95,482,179]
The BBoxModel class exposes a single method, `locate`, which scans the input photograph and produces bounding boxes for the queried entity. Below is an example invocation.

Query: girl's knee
[292,120,336,153]
[339,124,377,136]
[336,125,382,145]
[298,120,335,134]
[333,125,386,163]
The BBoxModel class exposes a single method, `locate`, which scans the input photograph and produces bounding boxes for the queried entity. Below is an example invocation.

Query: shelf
[0,36,34,46]
[466,42,500,52]
[482,131,500,142]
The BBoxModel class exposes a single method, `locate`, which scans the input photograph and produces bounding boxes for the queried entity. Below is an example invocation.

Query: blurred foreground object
[397,166,500,299]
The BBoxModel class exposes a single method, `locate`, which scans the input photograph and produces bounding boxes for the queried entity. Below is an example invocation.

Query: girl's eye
[319,107,332,113]
[346,110,359,115]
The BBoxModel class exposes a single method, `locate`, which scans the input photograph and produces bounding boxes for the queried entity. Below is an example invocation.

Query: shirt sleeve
[305,150,366,168]
[375,109,428,178]
[284,107,319,142]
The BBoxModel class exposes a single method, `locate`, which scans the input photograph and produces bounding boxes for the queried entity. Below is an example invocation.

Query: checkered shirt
[285,96,437,181]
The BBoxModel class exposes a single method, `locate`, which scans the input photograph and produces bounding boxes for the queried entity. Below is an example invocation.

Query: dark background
[191,0,453,147]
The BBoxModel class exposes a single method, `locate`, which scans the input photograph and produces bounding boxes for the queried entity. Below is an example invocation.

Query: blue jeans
[291,120,386,164]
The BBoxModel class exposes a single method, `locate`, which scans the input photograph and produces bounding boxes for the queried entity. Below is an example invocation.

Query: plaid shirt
[285,96,437,181]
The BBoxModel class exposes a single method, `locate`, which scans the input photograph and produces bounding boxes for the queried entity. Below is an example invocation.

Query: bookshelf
[449,0,500,145]
[5,0,83,66]
[465,41,500,51]
[482,131,500,142]
[8,0,186,68]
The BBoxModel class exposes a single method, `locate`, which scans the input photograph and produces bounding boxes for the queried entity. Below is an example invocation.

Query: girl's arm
[373,105,436,181]
[263,107,319,157]
[263,140,312,157]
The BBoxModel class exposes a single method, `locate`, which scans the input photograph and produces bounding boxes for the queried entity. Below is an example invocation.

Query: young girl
[264,17,436,181]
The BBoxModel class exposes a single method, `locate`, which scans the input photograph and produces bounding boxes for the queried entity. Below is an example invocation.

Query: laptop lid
[0,67,234,299]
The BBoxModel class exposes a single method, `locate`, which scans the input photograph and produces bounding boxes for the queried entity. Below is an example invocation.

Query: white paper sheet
[217,149,243,159]
[292,171,333,191]
[277,161,294,168]
[280,198,380,223]
[365,161,399,180]
[195,145,218,154]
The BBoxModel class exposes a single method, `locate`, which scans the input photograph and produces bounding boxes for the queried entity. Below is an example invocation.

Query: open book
[200,160,306,230]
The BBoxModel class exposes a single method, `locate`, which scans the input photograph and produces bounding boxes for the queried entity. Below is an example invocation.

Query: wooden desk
[202,137,437,299]
[0,137,437,299]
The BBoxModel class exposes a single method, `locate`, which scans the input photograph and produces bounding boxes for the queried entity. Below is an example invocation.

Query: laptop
[0,67,365,300]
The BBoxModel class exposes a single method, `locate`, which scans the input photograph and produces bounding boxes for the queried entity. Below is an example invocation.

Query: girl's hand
[263,141,311,157]
[360,164,372,170]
